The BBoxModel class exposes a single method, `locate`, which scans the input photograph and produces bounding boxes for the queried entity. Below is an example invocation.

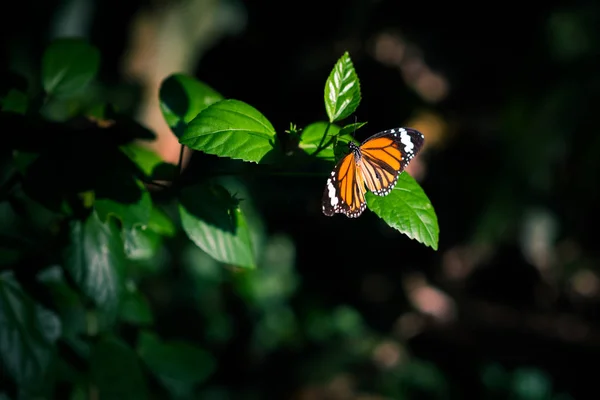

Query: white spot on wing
[327,178,338,206]
[399,128,415,155]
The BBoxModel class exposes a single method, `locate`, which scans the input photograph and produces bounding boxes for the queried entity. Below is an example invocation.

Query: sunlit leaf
[366,173,439,250]
[299,122,341,160]
[137,331,215,397]
[63,212,126,319]
[180,99,276,163]
[42,38,100,99]
[0,272,61,386]
[119,144,164,177]
[324,52,361,122]
[179,183,255,268]
[160,73,223,137]
[338,121,367,138]
[91,337,148,400]
[119,144,177,182]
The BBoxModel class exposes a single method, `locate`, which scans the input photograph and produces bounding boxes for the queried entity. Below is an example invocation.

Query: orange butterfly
[322,127,425,218]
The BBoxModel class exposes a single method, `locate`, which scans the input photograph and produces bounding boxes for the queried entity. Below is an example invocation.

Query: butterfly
[322,127,425,218]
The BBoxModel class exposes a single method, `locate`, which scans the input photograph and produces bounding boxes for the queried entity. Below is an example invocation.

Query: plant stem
[140,177,172,190]
[311,122,332,158]
[177,144,185,178]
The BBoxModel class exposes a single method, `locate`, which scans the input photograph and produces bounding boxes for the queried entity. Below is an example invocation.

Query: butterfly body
[322,127,424,218]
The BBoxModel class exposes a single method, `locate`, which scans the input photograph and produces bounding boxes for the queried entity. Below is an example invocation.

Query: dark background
[2,0,600,398]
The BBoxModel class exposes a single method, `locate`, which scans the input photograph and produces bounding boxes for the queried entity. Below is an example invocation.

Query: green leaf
[91,337,148,400]
[180,99,276,163]
[122,226,161,261]
[0,272,61,386]
[63,212,126,318]
[37,267,87,355]
[179,183,255,268]
[160,73,223,138]
[218,178,266,261]
[95,180,152,230]
[338,121,367,138]
[147,206,176,237]
[119,288,154,326]
[324,51,361,122]
[332,121,365,161]
[42,38,100,99]
[150,162,178,181]
[119,144,164,177]
[366,173,439,250]
[119,144,177,182]
[1,89,28,114]
[299,122,341,144]
[298,121,359,162]
[299,122,340,160]
[137,331,215,397]
[121,204,174,262]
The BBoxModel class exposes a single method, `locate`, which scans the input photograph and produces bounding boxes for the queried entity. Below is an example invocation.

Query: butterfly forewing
[366,127,425,170]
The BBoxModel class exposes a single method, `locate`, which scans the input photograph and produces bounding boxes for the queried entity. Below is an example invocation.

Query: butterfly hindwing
[358,136,402,196]
[322,152,367,218]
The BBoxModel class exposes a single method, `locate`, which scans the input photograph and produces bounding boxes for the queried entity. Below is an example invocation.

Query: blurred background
[2,0,600,398]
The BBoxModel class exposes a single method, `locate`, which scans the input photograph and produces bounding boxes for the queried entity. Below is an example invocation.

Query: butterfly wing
[322,151,367,218]
[357,127,424,196]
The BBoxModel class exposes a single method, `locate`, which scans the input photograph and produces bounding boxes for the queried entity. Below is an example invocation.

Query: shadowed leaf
[42,38,100,99]
[0,272,61,387]
[179,183,255,268]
